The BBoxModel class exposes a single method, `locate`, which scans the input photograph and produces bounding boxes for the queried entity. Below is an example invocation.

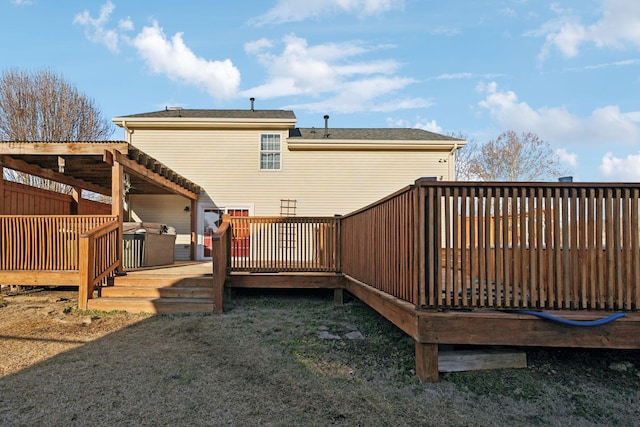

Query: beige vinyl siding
[128,194,192,260]
[128,129,452,217]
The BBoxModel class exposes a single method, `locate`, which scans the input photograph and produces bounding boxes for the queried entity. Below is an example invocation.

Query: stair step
[113,275,213,288]
[101,286,214,299]
[87,297,214,314]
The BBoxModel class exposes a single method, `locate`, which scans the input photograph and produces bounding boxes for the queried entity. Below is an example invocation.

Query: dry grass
[1,288,639,426]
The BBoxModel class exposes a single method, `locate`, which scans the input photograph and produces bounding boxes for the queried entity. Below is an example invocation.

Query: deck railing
[310,180,640,312]
[227,216,340,272]
[341,185,419,305]
[425,182,640,311]
[0,215,116,271]
[78,219,120,309]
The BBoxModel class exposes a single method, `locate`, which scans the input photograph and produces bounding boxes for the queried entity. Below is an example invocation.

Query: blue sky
[1,0,639,182]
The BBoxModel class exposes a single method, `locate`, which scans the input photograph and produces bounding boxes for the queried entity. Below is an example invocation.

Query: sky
[1,0,639,182]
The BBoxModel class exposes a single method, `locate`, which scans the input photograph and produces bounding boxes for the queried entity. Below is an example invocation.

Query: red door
[228,209,250,258]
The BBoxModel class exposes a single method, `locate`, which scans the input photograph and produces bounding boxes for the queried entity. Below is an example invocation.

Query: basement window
[260,133,281,170]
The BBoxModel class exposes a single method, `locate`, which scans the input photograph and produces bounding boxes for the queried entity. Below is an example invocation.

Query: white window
[260,133,281,170]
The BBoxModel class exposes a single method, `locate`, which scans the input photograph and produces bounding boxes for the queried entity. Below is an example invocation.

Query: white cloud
[536,0,640,61]
[434,72,504,80]
[249,0,404,25]
[73,1,122,53]
[119,17,134,32]
[132,21,241,99]
[564,58,640,71]
[600,152,640,181]
[244,38,273,54]
[477,81,640,146]
[387,117,442,133]
[74,3,239,100]
[436,72,473,80]
[11,0,32,5]
[555,148,578,168]
[427,26,461,37]
[242,34,426,113]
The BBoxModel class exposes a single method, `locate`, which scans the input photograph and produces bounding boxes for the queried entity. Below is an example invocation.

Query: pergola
[0,141,201,260]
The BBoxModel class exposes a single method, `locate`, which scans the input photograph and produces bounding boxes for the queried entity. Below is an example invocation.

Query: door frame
[197,203,254,260]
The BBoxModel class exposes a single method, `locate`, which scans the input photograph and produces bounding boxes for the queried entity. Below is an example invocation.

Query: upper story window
[260,133,281,170]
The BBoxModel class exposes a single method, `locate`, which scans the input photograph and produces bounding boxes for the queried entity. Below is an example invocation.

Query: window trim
[259,133,282,171]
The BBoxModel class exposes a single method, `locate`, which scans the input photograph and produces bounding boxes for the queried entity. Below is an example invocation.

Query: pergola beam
[112,150,199,200]
[0,142,129,156]
[0,155,111,196]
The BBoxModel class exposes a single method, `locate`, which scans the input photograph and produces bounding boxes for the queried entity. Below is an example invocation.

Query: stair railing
[78,219,120,310]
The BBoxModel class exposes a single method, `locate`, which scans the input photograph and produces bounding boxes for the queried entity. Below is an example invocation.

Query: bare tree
[0,68,115,192]
[456,130,569,181]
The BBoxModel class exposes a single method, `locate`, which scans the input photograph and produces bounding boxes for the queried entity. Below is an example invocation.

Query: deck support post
[415,342,439,383]
[333,288,344,305]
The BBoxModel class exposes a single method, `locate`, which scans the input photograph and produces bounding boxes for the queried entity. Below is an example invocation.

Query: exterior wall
[127,129,453,217]
[128,194,192,261]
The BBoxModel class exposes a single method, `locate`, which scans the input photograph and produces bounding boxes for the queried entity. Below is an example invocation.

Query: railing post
[334,215,342,273]
[78,234,95,310]
[415,178,438,308]
[212,220,232,314]
[0,163,5,215]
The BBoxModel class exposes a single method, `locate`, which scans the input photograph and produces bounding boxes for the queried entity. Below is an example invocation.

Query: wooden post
[333,288,344,305]
[71,186,80,215]
[212,221,231,314]
[0,162,4,215]
[415,342,439,383]
[190,198,197,260]
[78,235,95,310]
[112,152,124,271]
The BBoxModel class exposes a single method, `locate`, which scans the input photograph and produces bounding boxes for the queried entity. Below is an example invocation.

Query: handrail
[78,219,120,310]
[80,219,119,239]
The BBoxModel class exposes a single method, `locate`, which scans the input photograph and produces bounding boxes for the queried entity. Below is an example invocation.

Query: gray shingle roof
[116,109,296,120]
[290,128,462,141]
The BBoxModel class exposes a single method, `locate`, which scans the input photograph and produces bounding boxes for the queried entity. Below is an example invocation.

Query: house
[112,102,465,261]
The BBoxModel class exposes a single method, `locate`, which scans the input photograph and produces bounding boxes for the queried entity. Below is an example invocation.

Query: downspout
[449,142,458,180]
[121,120,133,143]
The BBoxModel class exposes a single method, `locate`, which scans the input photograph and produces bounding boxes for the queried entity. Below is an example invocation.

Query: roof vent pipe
[250,97,255,111]
[324,115,330,138]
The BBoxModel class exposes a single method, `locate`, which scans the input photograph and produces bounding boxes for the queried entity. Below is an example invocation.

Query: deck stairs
[86,262,215,314]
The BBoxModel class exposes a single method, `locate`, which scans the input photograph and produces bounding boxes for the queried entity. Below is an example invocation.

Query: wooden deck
[4,179,640,383]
